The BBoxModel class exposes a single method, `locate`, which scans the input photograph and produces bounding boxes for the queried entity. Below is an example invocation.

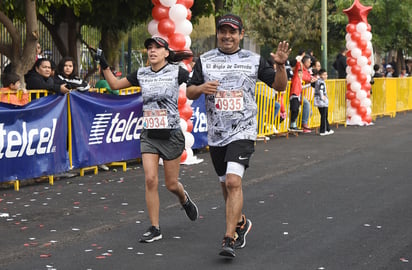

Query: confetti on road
[40,254,51,258]
[400,258,409,263]
[0,213,10,217]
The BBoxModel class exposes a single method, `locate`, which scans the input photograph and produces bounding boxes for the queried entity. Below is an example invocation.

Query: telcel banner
[0,95,69,182]
[69,91,143,168]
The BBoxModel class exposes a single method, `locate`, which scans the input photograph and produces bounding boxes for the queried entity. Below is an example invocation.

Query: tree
[0,0,92,85]
[0,0,40,84]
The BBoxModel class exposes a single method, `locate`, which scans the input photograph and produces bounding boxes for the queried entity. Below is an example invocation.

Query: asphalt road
[1,112,412,270]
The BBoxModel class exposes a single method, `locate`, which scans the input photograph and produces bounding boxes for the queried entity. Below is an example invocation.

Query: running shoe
[182,190,199,221]
[219,236,236,257]
[327,129,334,135]
[302,128,312,133]
[234,215,252,249]
[139,226,162,243]
[288,127,302,132]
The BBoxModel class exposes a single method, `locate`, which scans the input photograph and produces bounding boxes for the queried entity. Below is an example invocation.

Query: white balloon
[345,33,352,42]
[367,41,373,49]
[351,114,362,125]
[184,132,194,148]
[148,20,159,36]
[169,4,188,22]
[366,107,372,115]
[361,97,371,107]
[356,22,367,33]
[346,41,357,50]
[351,81,361,92]
[184,35,191,49]
[357,56,368,67]
[160,0,177,7]
[356,90,367,100]
[346,66,352,75]
[175,19,193,36]
[347,106,356,117]
[185,147,193,159]
[366,74,372,82]
[362,65,372,75]
[347,74,356,84]
[180,118,188,132]
[351,48,362,59]
[362,31,372,41]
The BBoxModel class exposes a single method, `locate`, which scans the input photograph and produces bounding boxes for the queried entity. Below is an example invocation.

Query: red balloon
[152,0,160,5]
[186,119,193,132]
[363,48,372,58]
[186,9,192,20]
[367,59,372,65]
[179,103,193,121]
[367,24,372,31]
[158,18,175,36]
[152,5,170,21]
[367,91,371,98]
[351,99,361,109]
[178,90,187,107]
[346,90,356,100]
[180,150,187,163]
[351,65,361,76]
[169,33,186,50]
[357,106,367,117]
[346,23,356,33]
[362,82,371,91]
[351,32,361,42]
[363,115,372,123]
[346,50,352,58]
[177,0,194,8]
[347,57,357,67]
[357,73,367,83]
[358,40,368,50]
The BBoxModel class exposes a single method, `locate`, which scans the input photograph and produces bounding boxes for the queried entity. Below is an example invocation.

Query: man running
[186,14,290,257]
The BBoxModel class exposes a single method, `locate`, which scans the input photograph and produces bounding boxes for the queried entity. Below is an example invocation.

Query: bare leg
[142,153,160,227]
[163,156,186,204]
[224,173,243,238]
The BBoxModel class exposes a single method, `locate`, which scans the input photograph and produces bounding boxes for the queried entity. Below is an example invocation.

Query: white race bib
[215,90,244,111]
[143,109,168,129]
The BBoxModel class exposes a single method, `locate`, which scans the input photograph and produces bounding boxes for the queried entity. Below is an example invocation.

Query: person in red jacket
[289,55,312,132]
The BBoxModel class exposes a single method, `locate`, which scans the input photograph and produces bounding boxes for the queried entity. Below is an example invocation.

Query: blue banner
[190,94,208,149]
[0,95,69,182]
[69,91,143,168]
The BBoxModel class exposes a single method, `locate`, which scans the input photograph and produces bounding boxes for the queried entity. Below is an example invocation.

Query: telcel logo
[0,119,57,159]
[88,112,143,145]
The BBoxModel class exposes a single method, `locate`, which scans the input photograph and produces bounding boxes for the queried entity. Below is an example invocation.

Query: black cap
[217,14,243,30]
[144,37,169,50]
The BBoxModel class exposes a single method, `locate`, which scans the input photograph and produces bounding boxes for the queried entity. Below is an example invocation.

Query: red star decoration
[343,0,372,24]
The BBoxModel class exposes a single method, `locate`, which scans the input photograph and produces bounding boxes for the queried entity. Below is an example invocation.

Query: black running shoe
[182,190,199,221]
[234,215,252,249]
[219,236,236,257]
[139,226,162,243]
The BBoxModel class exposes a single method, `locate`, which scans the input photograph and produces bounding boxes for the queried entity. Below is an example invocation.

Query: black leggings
[318,107,330,133]
[290,98,300,123]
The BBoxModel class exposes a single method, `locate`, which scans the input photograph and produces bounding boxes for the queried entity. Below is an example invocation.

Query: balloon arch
[343,0,373,126]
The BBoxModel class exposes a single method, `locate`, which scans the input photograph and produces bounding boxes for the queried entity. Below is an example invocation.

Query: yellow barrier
[255,77,412,137]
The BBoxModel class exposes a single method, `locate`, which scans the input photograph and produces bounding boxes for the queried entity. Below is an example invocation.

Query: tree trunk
[101,28,125,71]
